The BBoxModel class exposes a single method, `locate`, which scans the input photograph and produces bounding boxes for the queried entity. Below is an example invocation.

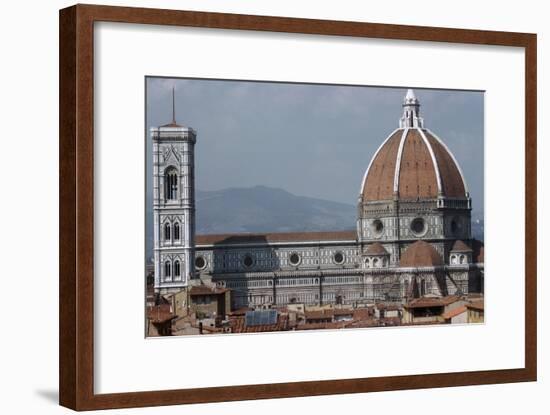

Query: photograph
[144,78,485,337]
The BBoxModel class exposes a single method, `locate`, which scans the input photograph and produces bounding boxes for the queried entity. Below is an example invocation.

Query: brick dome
[360,90,468,202]
[400,240,443,267]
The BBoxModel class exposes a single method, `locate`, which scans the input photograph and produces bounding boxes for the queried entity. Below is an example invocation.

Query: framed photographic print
[59,4,537,411]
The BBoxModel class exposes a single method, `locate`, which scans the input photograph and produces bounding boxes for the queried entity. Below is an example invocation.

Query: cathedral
[150,89,484,310]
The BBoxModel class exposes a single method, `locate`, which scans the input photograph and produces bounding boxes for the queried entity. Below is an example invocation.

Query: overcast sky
[146,77,484,212]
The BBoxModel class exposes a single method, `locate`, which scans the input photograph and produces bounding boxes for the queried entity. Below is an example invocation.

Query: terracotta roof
[363,130,403,200]
[404,295,460,309]
[229,314,288,333]
[375,303,402,311]
[467,300,484,311]
[192,324,224,333]
[147,305,176,324]
[378,317,402,326]
[472,239,484,263]
[352,308,373,320]
[400,241,443,267]
[397,129,439,199]
[442,305,468,319]
[424,131,466,198]
[305,309,334,320]
[333,308,354,316]
[402,320,445,326]
[361,128,467,202]
[189,285,229,296]
[346,320,380,328]
[365,242,389,255]
[227,307,252,316]
[451,240,472,252]
[195,230,356,246]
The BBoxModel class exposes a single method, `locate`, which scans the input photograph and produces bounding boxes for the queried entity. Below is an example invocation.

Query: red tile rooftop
[467,300,485,311]
[451,240,473,252]
[305,309,335,319]
[189,285,229,296]
[404,295,461,309]
[352,308,373,320]
[333,308,354,316]
[195,230,357,245]
[229,314,289,333]
[400,240,444,267]
[147,305,175,324]
[442,305,468,320]
[365,242,389,256]
[345,320,380,329]
[227,307,253,316]
[375,303,402,311]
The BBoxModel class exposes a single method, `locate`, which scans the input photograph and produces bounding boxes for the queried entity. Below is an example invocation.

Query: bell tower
[151,87,197,294]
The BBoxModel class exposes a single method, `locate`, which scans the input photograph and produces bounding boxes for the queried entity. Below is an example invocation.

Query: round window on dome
[371,219,384,237]
[195,256,207,270]
[289,252,301,266]
[410,218,426,236]
[243,254,254,268]
[333,251,345,265]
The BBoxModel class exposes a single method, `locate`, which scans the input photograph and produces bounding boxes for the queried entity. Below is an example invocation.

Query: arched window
[373,258,379,268]
[164,261,171,279]
[164,222,171,241]
[174,222,180,241]
[164,167,178,200]
[174,260,180,278]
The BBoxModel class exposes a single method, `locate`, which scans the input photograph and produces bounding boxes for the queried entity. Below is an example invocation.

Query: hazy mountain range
[145,185,483,260]
[195,186,356,234]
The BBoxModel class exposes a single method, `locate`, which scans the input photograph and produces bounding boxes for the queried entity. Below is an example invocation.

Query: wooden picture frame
[59,4,537,410]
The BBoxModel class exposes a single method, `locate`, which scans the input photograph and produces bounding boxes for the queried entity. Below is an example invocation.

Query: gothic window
[174,260,180,278]
[164,260,171,279]
[164,222,171,241]
[373,258,379,268]
[164,167,178,200]
[174,222,180,241]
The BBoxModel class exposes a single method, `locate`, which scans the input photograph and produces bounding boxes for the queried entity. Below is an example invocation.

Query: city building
[150,89,484,320]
